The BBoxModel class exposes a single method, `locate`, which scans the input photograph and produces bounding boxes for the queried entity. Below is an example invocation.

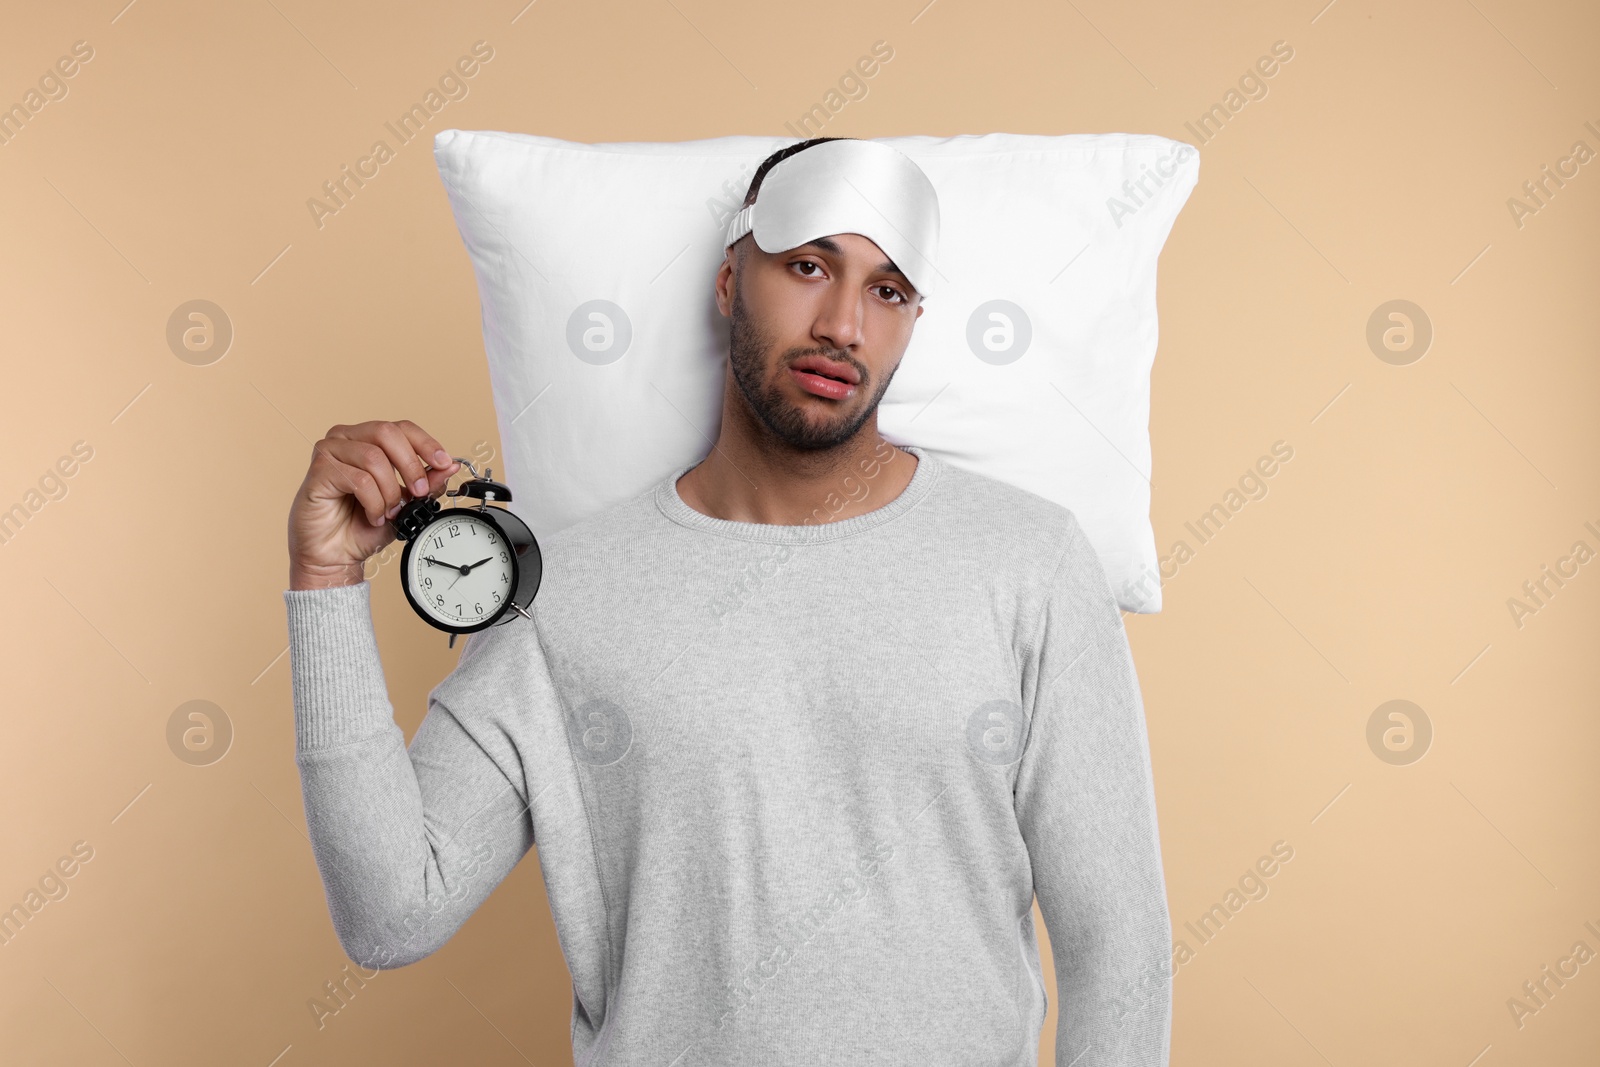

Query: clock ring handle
[445,457,483,481]
[446,458,513,505]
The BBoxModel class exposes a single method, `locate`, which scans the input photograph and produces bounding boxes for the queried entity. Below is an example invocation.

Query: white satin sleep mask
[723,138,942,298]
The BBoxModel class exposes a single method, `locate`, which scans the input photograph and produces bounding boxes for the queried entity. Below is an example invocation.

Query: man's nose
[812,284,865,351]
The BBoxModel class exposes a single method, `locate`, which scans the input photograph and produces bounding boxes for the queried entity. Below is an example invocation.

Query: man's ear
[715,250,736,317]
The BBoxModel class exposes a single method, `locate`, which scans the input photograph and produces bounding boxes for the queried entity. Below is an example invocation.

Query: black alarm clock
[389,458,541,645]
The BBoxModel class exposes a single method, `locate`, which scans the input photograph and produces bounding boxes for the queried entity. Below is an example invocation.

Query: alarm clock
[390,458,541,645]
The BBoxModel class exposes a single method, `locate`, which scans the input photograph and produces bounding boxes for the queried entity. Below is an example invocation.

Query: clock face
[403,511,516,629]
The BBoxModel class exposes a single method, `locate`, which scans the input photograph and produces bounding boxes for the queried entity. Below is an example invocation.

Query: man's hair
[742,136,852,208]
[731,136,854,264]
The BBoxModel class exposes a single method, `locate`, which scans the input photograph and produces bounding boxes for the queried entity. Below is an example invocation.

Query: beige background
[2,0,1596,1063]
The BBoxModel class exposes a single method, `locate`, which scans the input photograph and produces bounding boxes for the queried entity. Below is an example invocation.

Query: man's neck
[676,428,919,527]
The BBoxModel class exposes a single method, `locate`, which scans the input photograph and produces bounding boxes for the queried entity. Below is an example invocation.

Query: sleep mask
[723,138,942,298]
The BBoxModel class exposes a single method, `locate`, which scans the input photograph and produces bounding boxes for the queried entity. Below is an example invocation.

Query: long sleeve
[284,580,548,970]
[1013,515,1172,1066]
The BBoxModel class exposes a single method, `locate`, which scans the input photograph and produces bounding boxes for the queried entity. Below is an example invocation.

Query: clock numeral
[492,592,501,604]
[422,576,432,589]
[432,535,443,549]
[474,602,483,615]
[435,594,444,606]
[500,551,508,562]
[501,573,508,584]
[448,524,460,538]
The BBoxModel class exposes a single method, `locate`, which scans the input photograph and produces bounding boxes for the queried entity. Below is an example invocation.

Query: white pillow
[432,130,1197,612]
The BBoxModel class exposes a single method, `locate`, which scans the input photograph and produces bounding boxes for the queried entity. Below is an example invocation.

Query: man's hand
[287,420,460,590]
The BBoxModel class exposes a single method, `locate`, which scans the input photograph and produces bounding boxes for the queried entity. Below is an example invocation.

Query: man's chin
[770,411,863,452]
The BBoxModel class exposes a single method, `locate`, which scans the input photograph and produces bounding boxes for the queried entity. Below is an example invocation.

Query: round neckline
[655,444,941,544]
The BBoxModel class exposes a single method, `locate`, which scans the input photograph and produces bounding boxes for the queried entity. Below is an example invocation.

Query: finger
[334,421,435,501]
[325,421,462,505]
[391,420,458,480]
[316,438,403,523]
[368,420,439,500]
[316,451,389,528]
[425,462,459,500]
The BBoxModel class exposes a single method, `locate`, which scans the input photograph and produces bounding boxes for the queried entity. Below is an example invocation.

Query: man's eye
[879,286,907,304]
[793,261,821,276]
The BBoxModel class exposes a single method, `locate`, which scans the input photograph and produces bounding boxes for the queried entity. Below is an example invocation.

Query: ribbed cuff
[282,581,397,753]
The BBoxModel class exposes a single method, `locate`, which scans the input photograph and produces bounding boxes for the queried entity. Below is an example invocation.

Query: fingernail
[412,478,428,495]
[371,514,384,526]
[388,502,403,518]
[433,450,451,466]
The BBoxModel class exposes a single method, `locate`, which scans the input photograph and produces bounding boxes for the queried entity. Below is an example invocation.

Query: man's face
[715,231,924,452]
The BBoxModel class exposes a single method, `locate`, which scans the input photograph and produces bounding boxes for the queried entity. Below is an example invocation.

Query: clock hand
[422,555,469,590]
[423,555,492,574]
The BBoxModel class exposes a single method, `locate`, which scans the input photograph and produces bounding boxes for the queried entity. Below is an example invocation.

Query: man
[284,136,1172,1065]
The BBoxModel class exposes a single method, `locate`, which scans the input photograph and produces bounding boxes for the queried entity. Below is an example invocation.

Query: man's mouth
[789,355,860,385]
[789,365,857,400]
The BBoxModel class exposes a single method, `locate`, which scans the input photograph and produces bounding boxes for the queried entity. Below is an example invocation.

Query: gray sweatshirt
[284,444,1171,1066]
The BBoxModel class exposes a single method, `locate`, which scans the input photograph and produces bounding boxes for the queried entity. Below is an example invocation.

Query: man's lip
[789,355,860,385]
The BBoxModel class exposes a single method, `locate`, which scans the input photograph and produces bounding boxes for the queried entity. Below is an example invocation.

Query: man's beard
[726,276,898,452]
